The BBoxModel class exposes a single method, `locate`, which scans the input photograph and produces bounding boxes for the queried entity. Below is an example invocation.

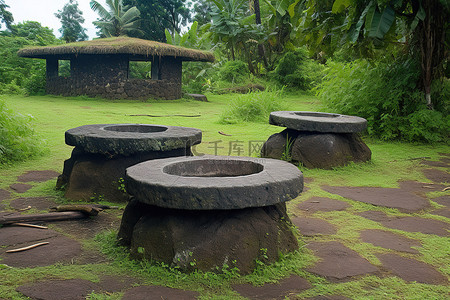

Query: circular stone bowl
[65,124,202,156]
[125,155,303,210]
[269,111,367,133]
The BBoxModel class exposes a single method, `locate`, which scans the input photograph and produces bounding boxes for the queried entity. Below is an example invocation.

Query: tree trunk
[230,40,235,60]
[0,211,86,225]
[242,42,256,75]
[418,0,447,109]
[254,0,269,68]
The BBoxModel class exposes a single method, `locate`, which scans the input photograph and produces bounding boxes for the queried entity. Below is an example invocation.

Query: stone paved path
[0,155,449,299]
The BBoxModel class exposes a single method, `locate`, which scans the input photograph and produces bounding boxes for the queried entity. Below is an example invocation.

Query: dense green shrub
[219,89,285,124]
[0,80,24,95]
[0,99,44,165]
[0,22,60,95]
[317,58,449,143]
[216,60,249,83]
[270,47,325,90]
[23,63,46,95]
[182,61,215,94]
[400,109,449,143]
[184,59,266,94]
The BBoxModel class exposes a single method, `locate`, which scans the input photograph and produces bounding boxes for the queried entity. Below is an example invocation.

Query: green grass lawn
[1,93,449,299]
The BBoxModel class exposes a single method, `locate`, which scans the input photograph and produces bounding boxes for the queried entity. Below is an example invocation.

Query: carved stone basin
[65,123,201,156]
[118,155,303,273]
[262,111,371,169]
[57,123,202,202]
[269,111,367,133]
[125,155,303,210]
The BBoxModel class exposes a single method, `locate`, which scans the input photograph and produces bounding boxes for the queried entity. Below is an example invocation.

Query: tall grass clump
[317,57,449,143]
[0,99,44,165]
[219,89,285,124]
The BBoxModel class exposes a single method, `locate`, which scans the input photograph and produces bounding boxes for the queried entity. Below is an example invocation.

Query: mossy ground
[0,93,448,299]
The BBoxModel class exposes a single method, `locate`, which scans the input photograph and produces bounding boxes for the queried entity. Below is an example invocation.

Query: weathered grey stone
[270,111,367,133]
[58,123,201,202]
[126,202,298,274]
[187,93,208,102]
[260,129,300,160]
[261,130,371,169]
[58,147,192,202]
[125,155,303,210]
[65,124,202,156]
[117,197,155,246]
[291,133,371,169]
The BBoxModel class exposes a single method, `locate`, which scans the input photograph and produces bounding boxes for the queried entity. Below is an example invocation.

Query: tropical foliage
[123,0,191,41]
[0,22,60,95]
[0,99,44,165]
[318,57,449,143]
[90,0,142,37]
[0,0,13,30]
[299,0,449,108]
[0,0,448,144]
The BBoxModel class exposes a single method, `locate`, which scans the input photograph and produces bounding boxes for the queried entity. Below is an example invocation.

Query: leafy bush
[400,109,449,143]
[0,22,60,95]
[182,61,215,94]
[219,89,285,124]
[216,60,249,83]
[317,58,449,143]
[0,99,44,165]
[0,80,24,95]
[270,47,325,90]
[23,63,46,95]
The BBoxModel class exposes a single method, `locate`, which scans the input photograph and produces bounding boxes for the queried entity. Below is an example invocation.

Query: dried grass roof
[17,37,215,62]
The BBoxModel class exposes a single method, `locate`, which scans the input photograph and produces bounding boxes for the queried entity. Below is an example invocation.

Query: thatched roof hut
[18,37,215,62]
[18,37,214,100]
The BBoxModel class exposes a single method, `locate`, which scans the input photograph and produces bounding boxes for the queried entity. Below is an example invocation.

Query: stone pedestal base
[56,147,192,202]
[261,129,371,169]
[118,199,298,274]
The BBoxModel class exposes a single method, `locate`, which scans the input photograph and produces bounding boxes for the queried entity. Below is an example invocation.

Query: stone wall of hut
[46,54,182,100]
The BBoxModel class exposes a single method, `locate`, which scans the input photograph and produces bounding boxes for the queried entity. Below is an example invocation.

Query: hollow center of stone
[103,124,168,133]
[163,159,264,177]
[293,112,340,118]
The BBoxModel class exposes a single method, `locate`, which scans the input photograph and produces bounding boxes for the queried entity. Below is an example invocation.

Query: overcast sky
[7,0,105,39]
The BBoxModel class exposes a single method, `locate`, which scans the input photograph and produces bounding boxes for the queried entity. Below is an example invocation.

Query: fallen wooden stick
[0,211,86,225]
[6,242,49,253]
[50,204,101,216]
[17,206,31,212]
[11,223,48,229]
[218,131,232,136]
[128,114,201,117]
[93,204,120,210]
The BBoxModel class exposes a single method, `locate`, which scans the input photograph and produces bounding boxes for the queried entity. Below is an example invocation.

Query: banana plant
[329,0,445,107]
[165,21,213,50]
[90,0,142,37]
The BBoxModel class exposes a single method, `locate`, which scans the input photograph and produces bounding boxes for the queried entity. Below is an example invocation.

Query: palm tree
[90,0,142,37]
[0,0,14,30]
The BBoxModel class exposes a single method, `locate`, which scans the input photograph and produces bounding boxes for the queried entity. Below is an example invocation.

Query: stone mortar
[65,124,202,156]
[125,155,304,210]
[269,111,367,133]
